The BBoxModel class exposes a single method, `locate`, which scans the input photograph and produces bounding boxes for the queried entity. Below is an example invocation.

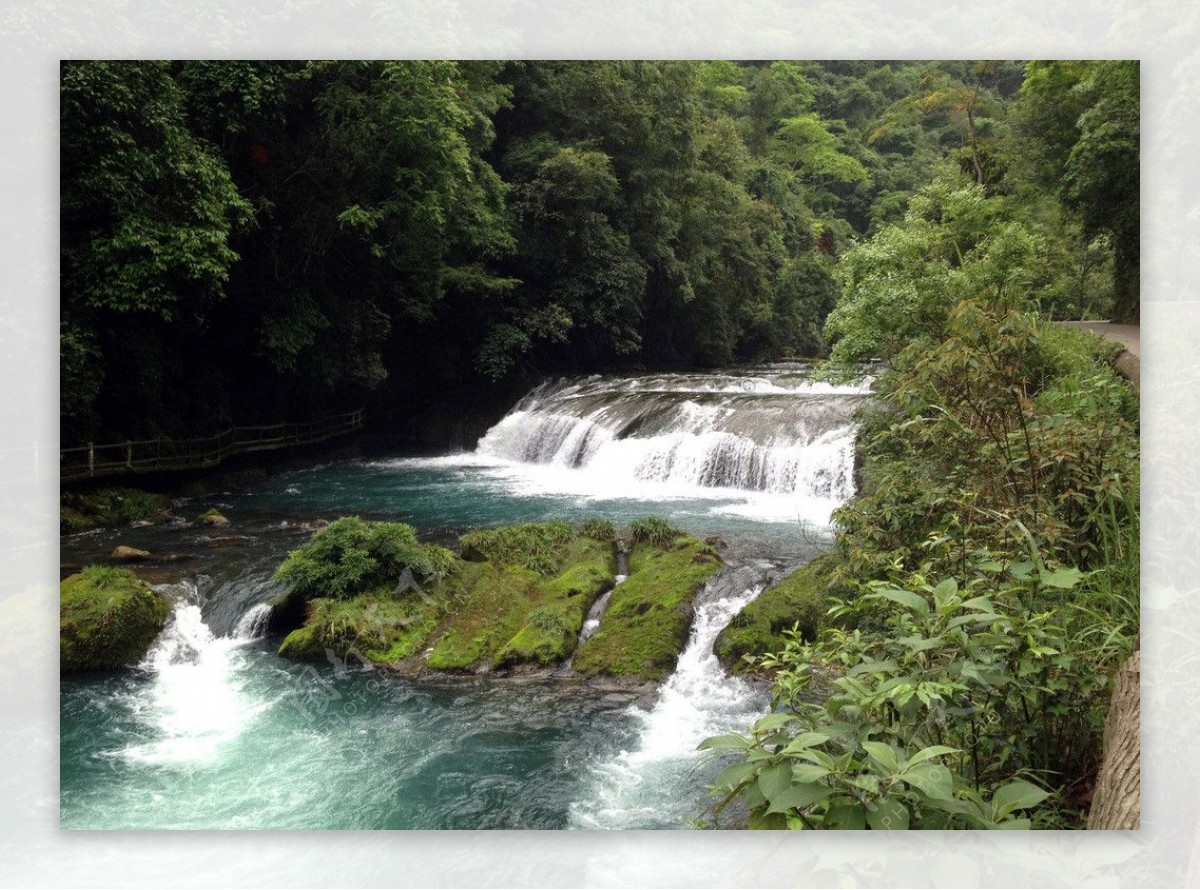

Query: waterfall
[474,370,868,522]
[569,564,780,828]
[233,602,273,641]
[578,590,613,645]
[115,581,273,766]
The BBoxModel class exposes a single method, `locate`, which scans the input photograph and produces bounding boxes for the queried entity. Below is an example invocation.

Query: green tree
[60,61,253,437]
[1014,61,1139,322]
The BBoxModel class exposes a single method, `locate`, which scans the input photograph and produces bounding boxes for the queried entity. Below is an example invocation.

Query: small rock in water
[111,545,151,563]
[198,510,230,527]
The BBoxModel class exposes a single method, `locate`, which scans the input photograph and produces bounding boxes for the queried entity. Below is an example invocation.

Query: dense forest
[60,60,1138,445]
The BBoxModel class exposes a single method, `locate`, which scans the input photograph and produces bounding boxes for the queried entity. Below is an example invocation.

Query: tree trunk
[1088,648,1140,829]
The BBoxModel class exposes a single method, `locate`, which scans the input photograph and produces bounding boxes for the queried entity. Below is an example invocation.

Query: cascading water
[569,563,783,829]
[474,369,868,524]
[116,580,274,766]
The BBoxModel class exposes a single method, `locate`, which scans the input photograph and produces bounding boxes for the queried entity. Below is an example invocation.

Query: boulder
[60,567,170,672]
[111,545,151,563]
[198,509,230,527]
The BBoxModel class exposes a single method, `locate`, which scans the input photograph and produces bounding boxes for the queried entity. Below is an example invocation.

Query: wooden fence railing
[60,409,364,482]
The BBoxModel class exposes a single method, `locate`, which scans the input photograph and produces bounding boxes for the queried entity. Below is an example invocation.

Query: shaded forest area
[61,60,1138,444]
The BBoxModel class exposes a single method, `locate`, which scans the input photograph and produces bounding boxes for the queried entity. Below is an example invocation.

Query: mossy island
[272,515,724,679]
[60,566,170,673]
[714,553,836,674]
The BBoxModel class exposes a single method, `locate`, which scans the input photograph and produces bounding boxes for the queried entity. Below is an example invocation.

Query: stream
[59,367,867,829]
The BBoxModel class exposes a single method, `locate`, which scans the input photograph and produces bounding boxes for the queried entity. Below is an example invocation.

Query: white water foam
[568,571,772,829]
[113,583,273,766]
[369,371,865,525]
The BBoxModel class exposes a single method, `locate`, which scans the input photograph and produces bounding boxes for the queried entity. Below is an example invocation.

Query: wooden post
[87,442,94,477]
[126,440,133,469]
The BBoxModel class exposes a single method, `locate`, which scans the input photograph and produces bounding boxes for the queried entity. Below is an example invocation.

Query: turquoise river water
[59,369,867,829]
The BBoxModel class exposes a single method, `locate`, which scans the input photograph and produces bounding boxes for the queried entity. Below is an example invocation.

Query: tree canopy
[60,60,1140,442]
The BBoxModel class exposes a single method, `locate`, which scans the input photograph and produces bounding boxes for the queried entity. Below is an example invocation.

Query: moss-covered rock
[198,508,230,526]
[572,534,724,679]
[715,553,836,673]
[60,566,170,673]
[278,589,444,664]
[60,487,170,534]
[427,533,614,671]
[274,520,615,671]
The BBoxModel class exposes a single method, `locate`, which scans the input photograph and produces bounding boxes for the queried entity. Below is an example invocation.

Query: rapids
[59,366,867,829]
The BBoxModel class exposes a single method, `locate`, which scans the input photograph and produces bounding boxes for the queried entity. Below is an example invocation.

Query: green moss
[425,562,535,669]
[572,534,723,679]
[457,521,579,574]
[715,554,836,673]
[430,536,614,670]
[274,523,617,672]
[60,566,170,672]
[60,487,169,534]
[277,584,447,664]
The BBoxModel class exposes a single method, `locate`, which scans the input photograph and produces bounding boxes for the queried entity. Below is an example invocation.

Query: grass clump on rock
[60,566,170,672]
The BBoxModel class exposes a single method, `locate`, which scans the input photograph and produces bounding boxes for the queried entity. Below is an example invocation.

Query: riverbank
[705,309,1141,829]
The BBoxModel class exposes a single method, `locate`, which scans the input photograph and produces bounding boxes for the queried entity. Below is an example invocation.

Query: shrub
[273,516,453,601]
[703,566,1105,828]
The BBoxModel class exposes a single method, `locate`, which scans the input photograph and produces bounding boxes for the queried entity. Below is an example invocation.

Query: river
[59,367,868,829]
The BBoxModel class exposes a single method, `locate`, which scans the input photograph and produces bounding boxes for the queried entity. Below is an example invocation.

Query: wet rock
[111,545,151,563]
[198,509,230,527]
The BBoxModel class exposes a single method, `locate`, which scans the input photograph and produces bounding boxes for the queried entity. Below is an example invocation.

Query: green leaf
[790,763,832,783]
[782,731,831,753]
[765,782,831,815]
[757,763,793,802]
[991,780,1051,816]
[712,761,760,791]
[906,745,960,767]
[867,587,930,615]
[932,578,958,609]
[862,741,899,774]
[1039,567,1083,589]
[753,712,798,734]
[697,733,751,752]
[1010,560,1036,580]
[901,762,954,801]
[824,802,867,829]
[866,797,910,830]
